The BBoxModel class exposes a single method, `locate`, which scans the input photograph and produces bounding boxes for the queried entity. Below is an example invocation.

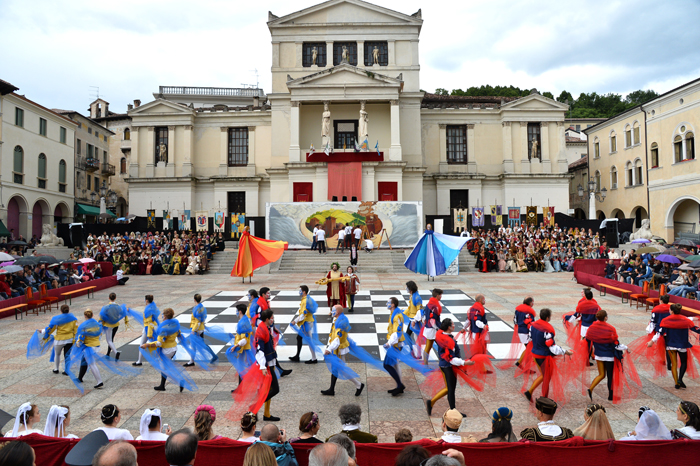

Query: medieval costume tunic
[383,305,406,393]
[627,302,672,377]
[519,398,574,441]
[185,302,218,366]
[99,301,130,358]
[42,312,78,373]
[404,290,423,356]
[650,314,700,388]
[227,313,255,387]
[256,319,280,419]
[524,318,567,400]
[134,301,160,366]
[465,301,489,357]
[322,312,363,395]
[325,269,345,309]
[290,294,318,362]
[498,302,536,370]
[141,319,194,392]
[569,297,601,338]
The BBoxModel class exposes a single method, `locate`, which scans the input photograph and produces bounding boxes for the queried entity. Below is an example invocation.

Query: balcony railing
[77,157,100,172]
[159,86,265,97]
[101,163,115,176]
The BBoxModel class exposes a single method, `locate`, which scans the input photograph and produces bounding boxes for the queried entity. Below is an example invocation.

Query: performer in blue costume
[99,292,143,360]
[321,305,365,397]
[133,294,160,366]
[289,285,319,364]
[404,281,423,358]
[184,293,218,367]
[226,303,255,392]
[404,226,470,277]
[140,307,195,392]
[28,304,77,374]
[247,289,260,327]
[384,297,406,395]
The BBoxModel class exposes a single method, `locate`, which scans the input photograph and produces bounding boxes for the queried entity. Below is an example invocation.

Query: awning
[0,219,9,236]
[76,203,116,217]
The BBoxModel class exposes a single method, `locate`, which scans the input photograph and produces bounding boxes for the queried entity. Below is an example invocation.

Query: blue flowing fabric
[348,340,386,373]
[180,329,217,370]
[404,230,470,276]
[225,315,255,375]
[65,319,140,393]
[385,345,433,374]
[144,302,160,321]
[384,308,405,366]
[27,330,53,359]
[248,300,260,319]
[100,304,144,327]
[204,325,235,344]
[324,353,360,380]
[192,303,207,323]
[137,319,197,391]
[306,296,319,314]
[43,313,77,336]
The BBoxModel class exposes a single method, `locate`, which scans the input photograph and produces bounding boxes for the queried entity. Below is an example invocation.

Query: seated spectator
[43,405,78,439]
[394,427,413,443]
[519,397,574,441]
[328,404,377,443]
[258,424,299,466]
[0,440,37,466]
[194,405,222,441]
[0,276,12,299]
[620,407,671,440]
[394,444,430,466]
[604,260,616,279]
[92,441,137,466]
[239,412,259,443]
[4,403,42,437]
[428,409,464,443]
[116,268,129,286]
[94,404,133,440]
[58,264,69,286]
[243,442,277,466]
[136,408,171,440]
[480,407,517,442]
[572,404,615,440]
[671,401,700,439]
[327,433,356,466]
[309,443,348,466]
[290,412,322,444]
[69,268,83,285]
[165,428,198,466]
[424,455,462,466]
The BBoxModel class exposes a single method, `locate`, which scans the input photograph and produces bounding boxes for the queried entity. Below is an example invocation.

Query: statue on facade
[359,101,368,142]
[530,140,539,160]
[311,46,318,65]
[158,142,167,163]
[341,46,348,63]
[372,46,379,65]
[322,102,331,142]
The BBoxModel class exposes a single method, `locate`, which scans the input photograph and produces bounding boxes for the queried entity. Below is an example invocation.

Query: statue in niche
[359,101,368,141]
[311,46,317,65]
[530,140,539,160]
[372,46,379,65]
[158,142,168,163]
[341,46,348,63]
[322,102,331,141]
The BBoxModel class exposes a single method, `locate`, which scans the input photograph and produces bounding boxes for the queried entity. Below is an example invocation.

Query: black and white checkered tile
[116,290,515,363]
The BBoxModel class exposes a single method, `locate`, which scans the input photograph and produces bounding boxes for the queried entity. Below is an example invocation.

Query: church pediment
[287,64,402,90]
[128,99,195,116]
[502,93,569,111]
[268,0,422,27]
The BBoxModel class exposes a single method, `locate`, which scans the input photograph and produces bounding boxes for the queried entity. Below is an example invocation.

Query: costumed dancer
[321,305,365,397]
[184,293,219,368]
[99,292,131,360]
[324,263,346,313]
[133,294,160,367]
[384,297,406,395]
[257,287,292,377]
[140,307,195,392]
[404,225,470,280]
[345,266,360,313]
[522,308,573,402]
[647,304,700,389]
[564,288,601,362]
[231,226,287,282]
[289,285,318,364]
[404,280,423,358]
[226,303,255,392]
[256,309,281,421]
[424,318,493,416]
[498,297,536,370]
[43,405,77,438]
[31,304,77,374]
[575,310,640,403]
[421,288,443,364]
[247,289,260,327]
[462,294,490,363]
[628,294,672,377]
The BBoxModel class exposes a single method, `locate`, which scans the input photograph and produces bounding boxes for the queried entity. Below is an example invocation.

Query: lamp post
[578,178,607,220]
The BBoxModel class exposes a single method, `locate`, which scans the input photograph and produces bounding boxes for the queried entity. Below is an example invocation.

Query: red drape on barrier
[5,435,700,466]
[327,162,362,201]
[573,259,620,281]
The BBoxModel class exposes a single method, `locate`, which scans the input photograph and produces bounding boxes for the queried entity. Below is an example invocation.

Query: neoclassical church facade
[126,0,570,225]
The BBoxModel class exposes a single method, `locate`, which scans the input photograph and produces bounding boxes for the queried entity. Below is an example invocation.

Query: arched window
[37,153,47,189]
[626,161,633,186]
[624,124,632,148]
[650,142,659,168]
[634,159,643,185]
[120,157,127,174]
[594,170,601,192]
[124,128,131,140]
[593,137,600,158]
[13,146,24,184]
[686,132,695,160]
[610,166,618,189]
[610,130,617,153]
[674,123,696,163]
[633,121,641,145]
[59,160,67,192]
[674,135,683,163]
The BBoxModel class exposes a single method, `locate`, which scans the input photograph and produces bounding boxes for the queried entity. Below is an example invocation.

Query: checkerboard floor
[116,289,516,363]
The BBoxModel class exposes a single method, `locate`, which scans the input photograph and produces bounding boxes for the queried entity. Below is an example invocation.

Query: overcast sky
[2,0,698,113]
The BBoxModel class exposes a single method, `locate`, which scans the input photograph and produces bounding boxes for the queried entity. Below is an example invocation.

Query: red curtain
[5,435,700,466]
[377,182,397,201]
[328,162,362,201]
[293,182,313,202]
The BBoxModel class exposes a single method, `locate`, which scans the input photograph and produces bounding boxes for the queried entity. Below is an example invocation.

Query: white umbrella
[79,258,95,264]
[0,252,14,262]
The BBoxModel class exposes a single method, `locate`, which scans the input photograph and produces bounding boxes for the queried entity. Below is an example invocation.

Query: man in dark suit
[326,403,377,443]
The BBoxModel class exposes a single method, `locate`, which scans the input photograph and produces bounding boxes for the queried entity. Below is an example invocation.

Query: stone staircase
[207,248,239,274]
[459,247,476,273]
[276,249,408,274]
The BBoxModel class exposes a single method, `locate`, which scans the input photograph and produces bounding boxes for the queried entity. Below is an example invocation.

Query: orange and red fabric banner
[231,231,287,278]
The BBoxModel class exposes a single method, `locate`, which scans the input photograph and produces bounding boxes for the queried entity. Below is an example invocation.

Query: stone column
[129,127,139,178]
[388,40,396,66]
[556,121,568,172]
[145,127,155,178]
[326,41,334,66]
[540,122,551,174]
[438,124,448,173]
[289,101,301,162]
[389,100,402,161]
[219,127,228,176]
[166,125,176,177]
[247,126,256,177]
[502,121,514,173]
[467,124,476,173]
[357,40,364,66]
[182,125,193,177]
[520,122,530,174]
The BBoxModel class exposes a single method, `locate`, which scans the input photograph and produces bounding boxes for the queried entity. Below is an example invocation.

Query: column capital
[540,121,549,128]
[183,125,193,131]
[467,124,475,130]
[167,125,176,131]
[502,121,511,127]
[291,101,300,108]
[557,121,564,127]
[147,126,154,132]
[220,127,228,132]
[248,126,256,132]
[438,124,447,129]
[390,99,399,106]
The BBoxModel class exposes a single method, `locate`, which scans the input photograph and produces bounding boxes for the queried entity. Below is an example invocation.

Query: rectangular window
[364,41,388,66]
[687,137,695,160]
[611,171,618,188]
[59,183,66,193]
[333,42,358,66]
[446,125,467,164]
[651,148,659,168]
[575,124,581,131]
[87,175,91,190]
[39,118,47,136]
[674,140,683,163]
[302,42,326,67]
[594,142,600,158]
[15,107,24,127]
[334,120,358,150]
[60,126,66,143]
[227,128,249,166]
[611,136,617,153]
[634,127,640,145]
[88,127,92,135]
[625,130,631,147]
[14,174,23,184]
[155,126,168,163]
[636,166,643,185]
[38,179,46,189]
[87,144,94,159]
[77,139,81,155]
[95,131,99,139]
[527,123,541,159]
[94,176,99,190]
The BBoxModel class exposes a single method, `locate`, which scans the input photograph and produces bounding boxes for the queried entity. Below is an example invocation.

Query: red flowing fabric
[563,312,582,348]
[327,162,362,201]
[627,333,662,377]
[420,354,495,396]
[466,302,489,357]
[6,435,700,466]
[650,315,700,379]
[576,298,601,314]
[586,321,618,343]
[497,304,535,370]
[611,356,642,404]
[226,363,272,422]
[231,231,287,278]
